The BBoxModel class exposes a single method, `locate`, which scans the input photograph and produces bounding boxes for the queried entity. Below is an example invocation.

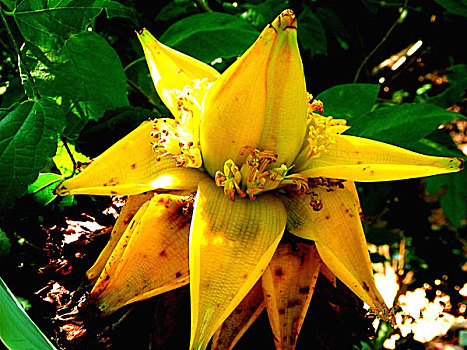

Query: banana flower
[56,10,462,350]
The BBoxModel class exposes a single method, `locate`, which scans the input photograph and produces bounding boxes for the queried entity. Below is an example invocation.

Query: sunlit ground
[368,244,466,349]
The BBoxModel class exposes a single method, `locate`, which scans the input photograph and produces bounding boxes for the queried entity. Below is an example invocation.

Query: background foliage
[0,0,465,349]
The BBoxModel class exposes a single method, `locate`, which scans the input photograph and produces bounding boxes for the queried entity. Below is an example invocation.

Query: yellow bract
[200,9,307,178]
[189,179,287,348]
[262,242,321,349]
[55,8,464,350]
[299,134,463,181]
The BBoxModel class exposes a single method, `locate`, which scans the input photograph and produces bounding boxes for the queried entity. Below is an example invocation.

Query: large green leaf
[27,173,64,206]
[0,276,57,349]
[427,64,467,108]
[104,1,138,26]
[13,0,137,49]
[410,136,464,158]
[75,106,157,157]
[155,0,197,23]
[432,0,467,17]
[298,9,327,57]
[0,229,11,259]
[0,78,25,108]
[125,57,166,109]
[159,12,259,63]
[0,99,64,213]
[425,172,467,228]
[22,31,129,138]
[348,103,461,149]
[316,83,380,121]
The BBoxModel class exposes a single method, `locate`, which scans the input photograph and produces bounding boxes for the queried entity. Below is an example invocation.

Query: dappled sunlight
[370,244,466,347]
[398,288,465,343]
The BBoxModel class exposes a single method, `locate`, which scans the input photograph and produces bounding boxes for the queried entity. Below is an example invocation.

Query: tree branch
[353,0,409,83]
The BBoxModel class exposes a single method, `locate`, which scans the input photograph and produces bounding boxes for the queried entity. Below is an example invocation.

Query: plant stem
[353,0,408,83]
[126,79,164,115]
[195,0,212,12]
[60,136,77,179]
[0,8,41,100]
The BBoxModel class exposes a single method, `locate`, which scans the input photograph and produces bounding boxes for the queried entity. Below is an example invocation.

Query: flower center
[215,147,308,201]
[213,95,350,200]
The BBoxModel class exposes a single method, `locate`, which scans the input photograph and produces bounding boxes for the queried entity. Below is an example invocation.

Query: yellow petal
[190,179,287,349]
[211,280,265,350]
[298,135,463,182]
[261,242,321,350]
[281,187,386,309]
[200,10,307,177]
[89,194,191,315]
[137,29,219,118]
[55,121,209,196]
[86,192,155,282]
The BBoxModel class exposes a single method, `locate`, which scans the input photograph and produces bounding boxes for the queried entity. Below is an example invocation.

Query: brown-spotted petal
[89,194,191,315]
[55,121,209,196]
[189,179,287,349]
[281,186,387,310]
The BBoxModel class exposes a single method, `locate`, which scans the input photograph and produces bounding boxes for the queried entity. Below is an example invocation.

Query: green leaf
[348,103,461,148]
[298,9,327,56]
[53,141,90,177]
[104,1,138,26]
[240,0,289,29]
[411,137,464,158]
[57,193,75,210]
[22,31,129,138]
[27,173,63,206]
[315,7,350,40]
[432,0,467,17]
[316,83,380,121]
[13,0,136,49]
[0,99,64,214]
[427,65,467,108]
[125,57,166,109]
[76,106,157,157]
[159,12,259,63]
[365,226,401,246]
[155,0,197,23]
[14,0,103,49]
[425,172,467,228]
[0,78,25,108]
[0,276,57,349]
[0,229,11,259]
[315,7,350,51]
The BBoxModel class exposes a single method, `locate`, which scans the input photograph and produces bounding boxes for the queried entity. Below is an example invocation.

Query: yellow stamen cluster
[240,147,283,200]
[293,94,350,172]
[215,147,309,201]
[215,160,245,201]
[305,94,348,160]
[151,79,212,168]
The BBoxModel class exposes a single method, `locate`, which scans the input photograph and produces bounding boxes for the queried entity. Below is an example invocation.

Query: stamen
[293,94,350,172]
[216,148,293,200]
[149,83,208,168]
[215,160,246,201]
